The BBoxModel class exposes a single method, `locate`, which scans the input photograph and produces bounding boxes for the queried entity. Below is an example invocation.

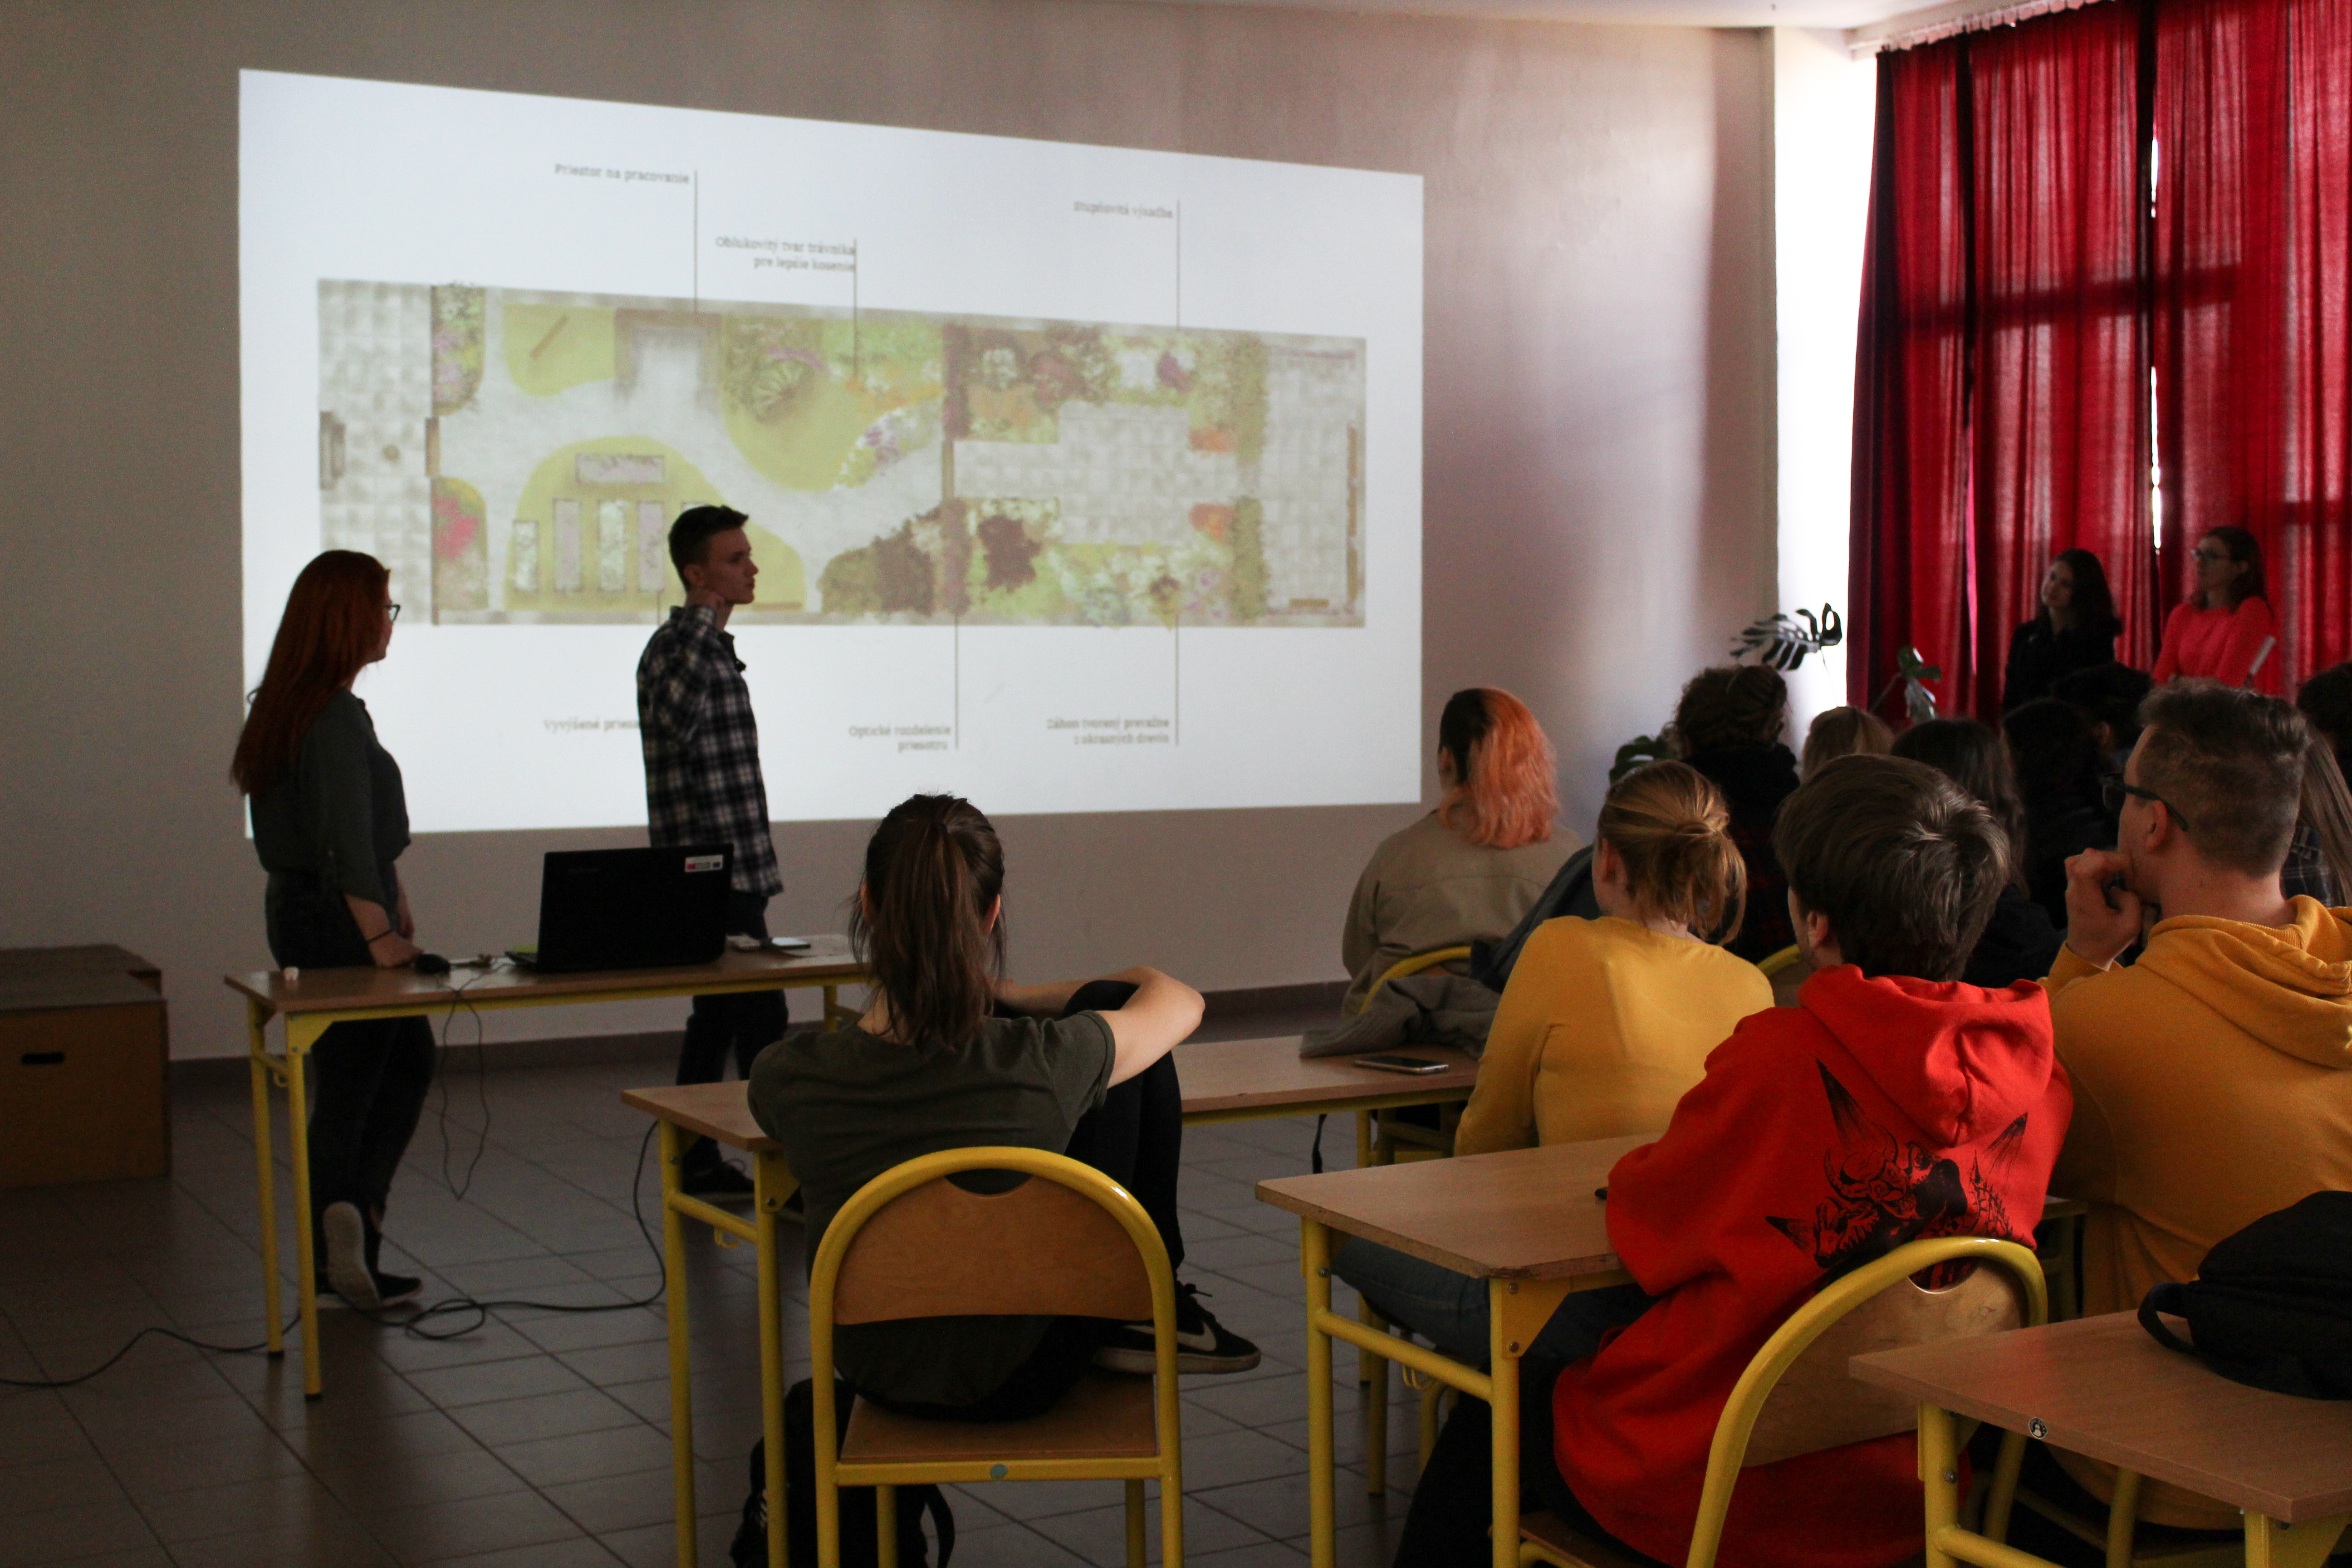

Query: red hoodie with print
[1551,965,2072,1568]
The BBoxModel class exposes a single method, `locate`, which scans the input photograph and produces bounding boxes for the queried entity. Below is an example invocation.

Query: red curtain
[1851,1,2154,719]
[2156,0,2352,691]
[1852,45,1973,717]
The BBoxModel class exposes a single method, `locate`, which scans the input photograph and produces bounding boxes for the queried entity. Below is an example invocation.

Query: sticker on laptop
[684,854,727,873]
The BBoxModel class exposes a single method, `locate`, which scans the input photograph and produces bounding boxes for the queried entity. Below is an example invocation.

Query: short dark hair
[669,505,749,577]
[1773,755,2009,982]
[2053,661,2154,753]
[1674,665,1788,756]
[2134,681,2309,877]
[2298,662,2352,758]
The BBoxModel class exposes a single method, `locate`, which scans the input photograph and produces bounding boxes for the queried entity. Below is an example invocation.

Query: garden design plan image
[317,280,1366,630]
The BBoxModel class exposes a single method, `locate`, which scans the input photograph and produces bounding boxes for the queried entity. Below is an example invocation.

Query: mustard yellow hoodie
[2045,895,2352,1527]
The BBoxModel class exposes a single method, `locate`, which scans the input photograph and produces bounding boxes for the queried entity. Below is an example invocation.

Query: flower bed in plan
[316,280,1364,627]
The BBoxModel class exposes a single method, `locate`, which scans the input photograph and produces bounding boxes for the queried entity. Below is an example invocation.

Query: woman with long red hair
[1339,687,1578,1011]
[233,550,431,1312]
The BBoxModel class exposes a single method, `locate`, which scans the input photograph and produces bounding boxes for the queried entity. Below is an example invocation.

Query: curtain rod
[1847,0,2111,55]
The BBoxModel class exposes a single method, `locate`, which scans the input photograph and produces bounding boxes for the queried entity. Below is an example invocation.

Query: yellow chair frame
[807,1147,1186,1568]
[1346,944,1476,1488]
[1520,1235,2049,1568]
[1754,943,1804,979]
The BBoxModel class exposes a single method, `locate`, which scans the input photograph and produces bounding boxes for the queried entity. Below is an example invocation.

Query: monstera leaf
[1730,605,1844,671]
[1609,733,1672,784]
[1872,646,1943,725]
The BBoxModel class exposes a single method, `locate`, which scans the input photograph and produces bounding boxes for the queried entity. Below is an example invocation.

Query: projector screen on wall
[240,71,1423,831]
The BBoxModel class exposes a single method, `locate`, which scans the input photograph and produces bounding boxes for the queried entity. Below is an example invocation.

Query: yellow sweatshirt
[1455,916,1773,1156]
[2045,896,2352,1527]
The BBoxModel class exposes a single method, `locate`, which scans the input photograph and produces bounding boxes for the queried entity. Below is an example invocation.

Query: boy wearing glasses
[2044,679,2352,1527]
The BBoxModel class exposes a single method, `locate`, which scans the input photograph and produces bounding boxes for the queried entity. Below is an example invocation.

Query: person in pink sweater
[2153,526,2280,692]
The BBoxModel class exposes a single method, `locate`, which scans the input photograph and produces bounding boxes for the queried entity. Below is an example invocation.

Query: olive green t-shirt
[746,1009,1115,1408]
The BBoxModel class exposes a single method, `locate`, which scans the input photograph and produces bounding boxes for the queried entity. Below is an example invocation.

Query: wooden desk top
[1175,1037,1479,1117]
[1851,1312,2352,1523]
[0,944,159,981]
[1256,1135,1648,1281]
[225,936,864,1014]
[0,970,167,1016]
[622,1082,779,1152]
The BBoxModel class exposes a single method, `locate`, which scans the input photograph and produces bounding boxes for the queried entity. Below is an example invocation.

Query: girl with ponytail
[747,794,1259,1423]
[1332,761,1772,1367]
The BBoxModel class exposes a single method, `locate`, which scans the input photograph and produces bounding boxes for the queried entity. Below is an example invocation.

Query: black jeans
[1392,1295,1661,1568]
[872,979,1188,1424]
[265,874,435,1259]
[677,891,788,1165]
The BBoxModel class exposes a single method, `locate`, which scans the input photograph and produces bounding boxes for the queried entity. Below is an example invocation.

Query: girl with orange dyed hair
[1340,688,1579,1012]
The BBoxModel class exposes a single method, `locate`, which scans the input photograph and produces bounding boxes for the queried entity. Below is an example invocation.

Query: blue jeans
[1333,1236,1652,1366]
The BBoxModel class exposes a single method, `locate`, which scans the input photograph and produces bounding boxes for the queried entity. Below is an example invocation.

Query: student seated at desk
[1395,756,2072,1568]
[2041,681,2352,1530]
[746,794,1257,1424]
[1339,687,1578,1017]
[1333,761,1771,1364]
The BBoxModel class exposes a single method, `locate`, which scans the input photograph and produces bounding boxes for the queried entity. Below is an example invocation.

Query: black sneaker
[682,1156,756,1199]
[373,1270,422,1306]
[1095,1282,1261,1375]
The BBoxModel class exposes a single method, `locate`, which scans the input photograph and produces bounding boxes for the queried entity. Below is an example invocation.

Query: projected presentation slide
[241,71,1423,831]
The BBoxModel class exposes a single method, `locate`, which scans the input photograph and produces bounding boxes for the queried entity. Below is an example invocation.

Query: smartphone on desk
[1350,1053,1450,1075]
[728,935,813,954]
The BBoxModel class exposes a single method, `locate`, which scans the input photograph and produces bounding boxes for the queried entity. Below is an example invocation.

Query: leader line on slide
[243,69,1421,827]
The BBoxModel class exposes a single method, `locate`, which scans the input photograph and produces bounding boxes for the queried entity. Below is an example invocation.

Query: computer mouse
[412,952,453,977]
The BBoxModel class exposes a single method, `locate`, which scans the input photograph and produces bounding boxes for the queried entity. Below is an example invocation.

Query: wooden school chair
[1519,1235,2048,1568]
[807,1147,1186,1568]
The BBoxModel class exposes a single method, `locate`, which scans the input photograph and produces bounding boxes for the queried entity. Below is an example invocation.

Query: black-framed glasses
[386,603,402,624]
[2104,777,2191,832]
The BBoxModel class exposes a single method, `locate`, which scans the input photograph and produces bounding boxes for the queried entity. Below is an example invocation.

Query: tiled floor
[0,1010,1425,1568]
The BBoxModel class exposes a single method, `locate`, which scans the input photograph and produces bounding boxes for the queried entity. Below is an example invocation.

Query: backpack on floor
[2139,1191,2352,1400]
[730,1377,955,1567]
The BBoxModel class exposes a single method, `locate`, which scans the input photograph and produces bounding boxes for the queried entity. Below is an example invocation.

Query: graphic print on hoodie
[1551,965,2073,1568]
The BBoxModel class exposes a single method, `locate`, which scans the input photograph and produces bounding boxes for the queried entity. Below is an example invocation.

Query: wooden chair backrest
[832,1171,1154,1326]
[1742,1261,2024,1468]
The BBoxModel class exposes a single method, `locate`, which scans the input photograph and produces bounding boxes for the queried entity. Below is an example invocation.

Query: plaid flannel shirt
[637,606,782,898]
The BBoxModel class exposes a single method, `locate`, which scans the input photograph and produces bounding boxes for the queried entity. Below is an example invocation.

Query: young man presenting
[638,506,786,1197]
[2045,680,2352,1527]
[1395,755,2071,1568]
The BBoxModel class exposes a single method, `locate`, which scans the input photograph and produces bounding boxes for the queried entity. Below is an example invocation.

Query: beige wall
[0,0,1777,1058]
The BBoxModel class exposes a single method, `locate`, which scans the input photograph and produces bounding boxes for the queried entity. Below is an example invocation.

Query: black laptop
[510,846,731,973]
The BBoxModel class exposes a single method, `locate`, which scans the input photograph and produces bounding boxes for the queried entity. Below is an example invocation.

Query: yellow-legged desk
[621,1032,1479,1568]
[621,1082,797,1568]
[1852,1311,2352,1568]
[227,938,863,1401]
[1256,1135,1646,1568]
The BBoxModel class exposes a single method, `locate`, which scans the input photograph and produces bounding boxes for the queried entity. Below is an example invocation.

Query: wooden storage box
[0,969,170,1187]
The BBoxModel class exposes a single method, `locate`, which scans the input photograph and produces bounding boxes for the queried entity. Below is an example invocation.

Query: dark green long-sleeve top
[249,691,411,909]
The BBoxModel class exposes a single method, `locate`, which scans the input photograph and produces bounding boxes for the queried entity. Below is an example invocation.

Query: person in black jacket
[2003,698,2118,929]
[1671,666,1800,962]
[2004,548,2121,711]
[1890,718,2063,986]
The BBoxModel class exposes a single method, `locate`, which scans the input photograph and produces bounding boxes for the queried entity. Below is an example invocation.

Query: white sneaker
[321,1202,381,1311]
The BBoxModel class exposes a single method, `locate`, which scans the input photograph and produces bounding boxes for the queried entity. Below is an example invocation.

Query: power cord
[5,963,688,1385]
